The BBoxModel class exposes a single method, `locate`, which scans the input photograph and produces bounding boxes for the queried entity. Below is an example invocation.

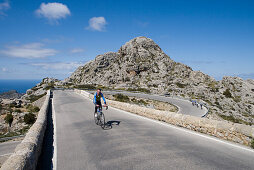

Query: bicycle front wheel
[94,112,99,125]
[100,112,105,129]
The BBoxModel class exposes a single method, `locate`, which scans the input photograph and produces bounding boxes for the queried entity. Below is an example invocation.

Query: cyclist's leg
[95,104,97,113]
[95,102,99,118]
[98,101,102,115]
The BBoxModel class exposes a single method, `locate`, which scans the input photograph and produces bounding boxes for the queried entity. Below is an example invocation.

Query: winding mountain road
[52,90,254,170]
[88,90,206,117]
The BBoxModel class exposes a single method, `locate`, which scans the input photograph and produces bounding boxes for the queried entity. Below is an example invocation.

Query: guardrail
[1,90,51,170]
[201,107,209,118]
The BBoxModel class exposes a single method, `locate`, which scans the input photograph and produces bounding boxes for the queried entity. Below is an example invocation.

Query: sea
[0,79,41,94]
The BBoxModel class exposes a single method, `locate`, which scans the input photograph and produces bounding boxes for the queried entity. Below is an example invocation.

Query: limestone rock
[64,36,254,125]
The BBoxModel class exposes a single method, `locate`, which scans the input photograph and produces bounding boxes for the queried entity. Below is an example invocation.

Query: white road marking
[111,106,254,153]
[75,90,254,153]
[0,153,12,157]
[52,97,57,170]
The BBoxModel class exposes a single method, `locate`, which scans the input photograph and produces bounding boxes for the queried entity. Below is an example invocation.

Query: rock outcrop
[0,90,23,99]
[64,36,254,125]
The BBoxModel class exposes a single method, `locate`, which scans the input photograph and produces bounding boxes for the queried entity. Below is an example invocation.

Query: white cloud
[30,62,82,70]
[0,0,10,16]
[86,17,107,31]
[0,43,57,59]
[35,2,71,22]
[1,67,7,72]
[70,48,84,53]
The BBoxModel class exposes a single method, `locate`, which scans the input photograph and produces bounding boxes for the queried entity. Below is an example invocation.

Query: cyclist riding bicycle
[93,88,107,118]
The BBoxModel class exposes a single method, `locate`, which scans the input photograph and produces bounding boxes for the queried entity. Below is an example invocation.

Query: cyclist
[93,88,107,117]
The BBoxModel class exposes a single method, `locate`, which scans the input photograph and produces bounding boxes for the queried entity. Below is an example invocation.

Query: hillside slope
[64,37,254,125]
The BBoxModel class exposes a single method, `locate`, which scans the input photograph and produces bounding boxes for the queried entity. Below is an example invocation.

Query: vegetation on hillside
[113,93,130,102]
[26,104,40,113]
[223,89,232,98]
[26,92,46,102]
[4,114,13,127]
[24,113,36,125]
[126,88,150,93]
[251,139,254,149]
[44,82,55,90]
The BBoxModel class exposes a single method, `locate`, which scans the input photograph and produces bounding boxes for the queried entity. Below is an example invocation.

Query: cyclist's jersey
[93,92,106,104]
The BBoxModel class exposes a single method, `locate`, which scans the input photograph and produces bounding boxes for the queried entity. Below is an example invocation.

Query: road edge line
[110,106,254,153]
[52,97,57,170]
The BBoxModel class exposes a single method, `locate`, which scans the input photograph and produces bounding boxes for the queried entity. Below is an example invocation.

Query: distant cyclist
[93,88,107,117]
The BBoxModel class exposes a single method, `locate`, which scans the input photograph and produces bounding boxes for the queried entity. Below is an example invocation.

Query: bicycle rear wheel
[100,112,105,129]
[94,112,99,125]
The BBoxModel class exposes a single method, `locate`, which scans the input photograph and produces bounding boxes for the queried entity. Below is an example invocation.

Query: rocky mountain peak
[65,36,213,91]
[63,36,254,125]
[119,36,171,62]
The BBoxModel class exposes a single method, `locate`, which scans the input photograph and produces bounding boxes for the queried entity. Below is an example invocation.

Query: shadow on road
[107,120,121,126]
[102,120,121,130]
[36,93,54,170]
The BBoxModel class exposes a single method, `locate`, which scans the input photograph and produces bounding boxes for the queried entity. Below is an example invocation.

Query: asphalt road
[0,140,20,167]
[102,91,206,117]
[52,90,254,170]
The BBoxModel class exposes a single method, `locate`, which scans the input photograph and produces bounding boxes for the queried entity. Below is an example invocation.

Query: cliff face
[64,36,254,125]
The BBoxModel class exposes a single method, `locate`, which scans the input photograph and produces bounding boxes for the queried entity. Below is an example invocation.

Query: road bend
[52,90,254,170]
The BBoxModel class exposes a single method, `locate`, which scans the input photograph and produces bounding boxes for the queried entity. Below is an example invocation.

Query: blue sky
[0,0,253,80]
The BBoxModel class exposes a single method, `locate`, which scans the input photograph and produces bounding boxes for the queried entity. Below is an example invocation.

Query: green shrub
[251,139,254,149]
[5,114,13,127]
[220,115,252,125]
[220,115,238,123]
[26,104,40,113]
[24,113,36,125]
[7,108,13,113]
[15,109,22,113]
[74,84,96,89]
[223,89,232,98]
[127,88,135,92]
[233,96,241,103]
[127,88,150,93]
[43,82,55,90]
[96,85,111,90]
[131,98,137,102]
[113,94,130,102]
[204,100,212,106]
[18,126,30,134]
[9,103,16,108]
[137,88,150,93]
[26,93,46,102]
[168,89,173,92]
[139,99,148,106]
[0,132,19,138]
[33,106,40,112]
[175,82,186,88]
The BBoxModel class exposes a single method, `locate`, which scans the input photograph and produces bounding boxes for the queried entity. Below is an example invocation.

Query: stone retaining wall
[75,89,254,147]
[1,90,51,170]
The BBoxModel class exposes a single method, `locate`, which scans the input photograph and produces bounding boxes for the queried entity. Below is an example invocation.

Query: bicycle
[94,105,108,129]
